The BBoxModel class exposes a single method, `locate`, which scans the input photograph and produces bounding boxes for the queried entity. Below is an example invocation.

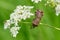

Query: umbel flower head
[4,5,34,37]
[55,0,60,3]
[45,0,57,7]
[45,0,60,16]
[55,4,60,16]
[31,0,42,3]
[10,27,21,37]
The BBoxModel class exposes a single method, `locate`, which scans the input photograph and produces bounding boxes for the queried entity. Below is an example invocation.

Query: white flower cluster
[55,0,60,3]
[45,0,60,5]
[4,5,34,37]
[55,0,60,16]
[45,0,56,6]
[45,0,60,16]
[31,0,42,3]
[55,4,60,16]
[10,27,21,37]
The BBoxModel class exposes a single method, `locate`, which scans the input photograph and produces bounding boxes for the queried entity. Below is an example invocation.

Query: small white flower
[10,27,21,37]
[55,4,60,16]
[31,0,42,3]
[4,20,11,29]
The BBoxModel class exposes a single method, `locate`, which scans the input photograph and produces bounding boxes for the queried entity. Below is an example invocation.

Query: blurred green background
[0,0,60,40]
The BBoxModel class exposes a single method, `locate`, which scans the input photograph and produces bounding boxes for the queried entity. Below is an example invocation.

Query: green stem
[40,23,60,30]
[21,22,60,30]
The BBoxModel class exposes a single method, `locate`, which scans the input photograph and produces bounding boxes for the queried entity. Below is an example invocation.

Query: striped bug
[32,10,43,28]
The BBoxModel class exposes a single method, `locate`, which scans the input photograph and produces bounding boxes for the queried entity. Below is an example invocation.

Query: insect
[32,10,43,28]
